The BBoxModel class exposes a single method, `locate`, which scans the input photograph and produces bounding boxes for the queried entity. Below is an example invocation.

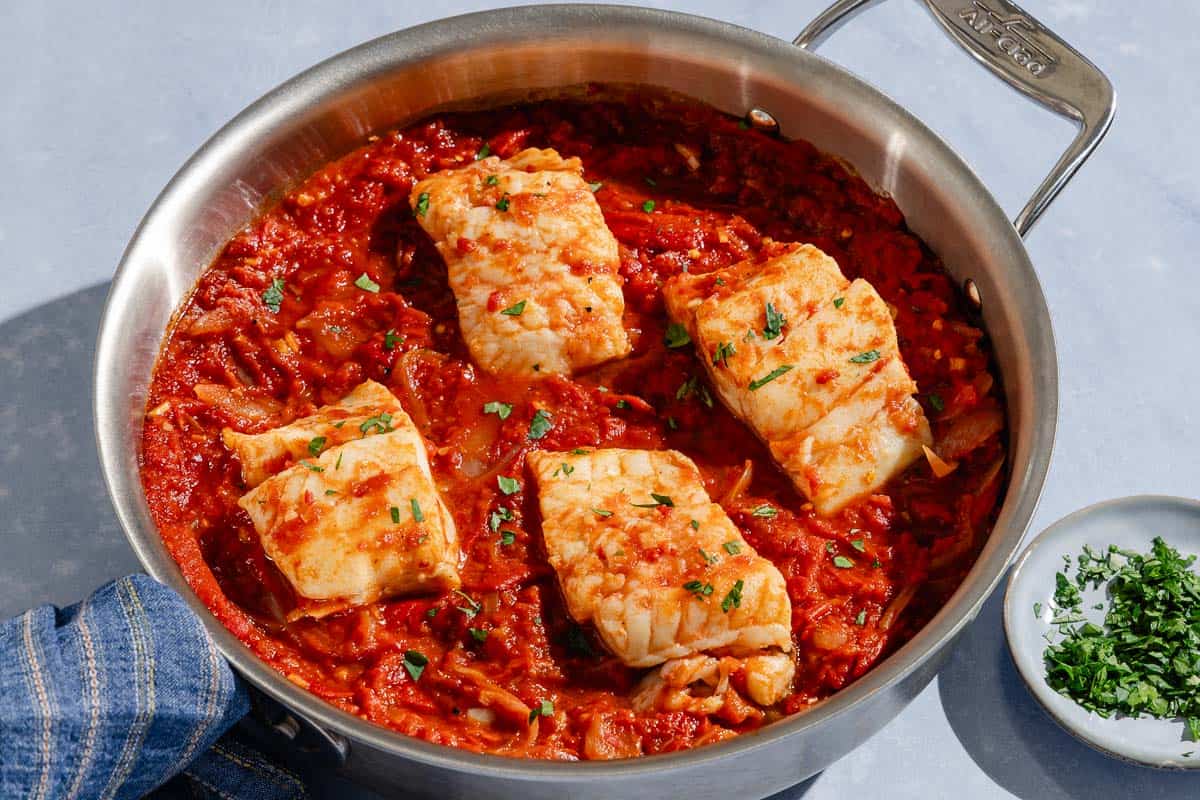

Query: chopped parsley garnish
[723,541,742,555]
[529,699,554,723]
[390,506,401,524]
[644,176,657,187]
[307,436,326,456]
[850,349,881,364]
[1033,602,1043,618]
[738,119,750,130]
[928,393,945,412]
[552,462,575,477]
[642,199,656,213]
[469,627,489,643]
[300,461,324,473]
[453,588,481,618]
[500,300,526,316]
[588,181,603,193]
[384,329,404,350]
[261,278,285,313]
[751,504,778,518]
[500,530,516,546]
[354,273,381,293]
[664,323,691,348]
[833,297,845,309]
[495,193,511,212]
[666,416,679,431]
[483,400,513,420]
[851,538,866,552]
[631,493,674,509]
[1042,538,1200,739]
[497,475,520,495]
[324,489,339,496]
[676,375,714,407]
[872,557,882,568]
[712,341,736,367]
[833,556,854,569]
[410,498,424,523]
[855,610,867,625]
[414,192,430,217]
[359,412,394,435]
[570,448,589,455]
[721,579,744,613]
[762,302,785,339]
[485,174,499,186]
[614,400,630,409]
[699,548,718,565]
[1054,571,1082,610]
[489,506,513,532]
[590,508,613,518]
[684,580,714,599]
[690,519,701,531]
[475,143,491,160]
[825,541,836,553]
[748,365,793,390]
[403,650,428,681]
[335,452,343,470]
[528,409,553,440]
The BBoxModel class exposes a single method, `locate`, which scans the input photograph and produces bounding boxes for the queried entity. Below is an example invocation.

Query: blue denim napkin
[0,575,308,799]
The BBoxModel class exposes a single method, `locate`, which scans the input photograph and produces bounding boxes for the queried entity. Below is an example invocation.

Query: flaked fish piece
[631,651,796,715]
[527,448,792,670]
[411,147,630,377]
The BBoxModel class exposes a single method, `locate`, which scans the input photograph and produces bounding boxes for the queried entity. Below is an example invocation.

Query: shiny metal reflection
[965,278,983,310]
[746,107,780,134]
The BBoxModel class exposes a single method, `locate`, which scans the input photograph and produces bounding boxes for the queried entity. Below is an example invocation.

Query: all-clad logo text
[958,1,1057,77]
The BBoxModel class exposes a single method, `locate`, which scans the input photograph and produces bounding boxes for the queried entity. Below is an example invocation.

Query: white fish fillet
[234,384,459,615]
[527,448,792,669]
[411,148,631,377]
[664,243,931,514]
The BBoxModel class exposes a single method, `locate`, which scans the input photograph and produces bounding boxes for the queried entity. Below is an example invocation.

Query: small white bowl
[1004,495,1200,769]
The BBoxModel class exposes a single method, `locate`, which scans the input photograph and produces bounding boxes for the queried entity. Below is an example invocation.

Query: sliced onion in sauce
[721,459,754,505]
[935,405,1003,461]
[466,707,496,726]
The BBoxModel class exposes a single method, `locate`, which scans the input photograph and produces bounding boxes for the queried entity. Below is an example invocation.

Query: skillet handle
[794,0,1115,237]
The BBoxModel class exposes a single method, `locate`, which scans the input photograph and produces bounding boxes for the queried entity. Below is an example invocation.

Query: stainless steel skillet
[94,2,1113,796]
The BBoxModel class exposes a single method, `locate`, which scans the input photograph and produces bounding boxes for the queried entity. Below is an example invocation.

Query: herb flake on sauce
[261,278,285,313]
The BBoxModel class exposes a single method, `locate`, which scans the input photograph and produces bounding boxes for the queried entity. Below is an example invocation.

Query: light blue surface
[2,1,1198,797]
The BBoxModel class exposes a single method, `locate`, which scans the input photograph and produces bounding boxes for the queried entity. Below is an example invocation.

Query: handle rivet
[746,108,780,135]
[964,278,982,310]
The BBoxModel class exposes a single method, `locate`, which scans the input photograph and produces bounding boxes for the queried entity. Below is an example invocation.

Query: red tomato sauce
[140,90,1006,760]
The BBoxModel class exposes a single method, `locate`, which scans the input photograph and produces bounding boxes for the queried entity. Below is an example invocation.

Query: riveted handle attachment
[244,687,349,768]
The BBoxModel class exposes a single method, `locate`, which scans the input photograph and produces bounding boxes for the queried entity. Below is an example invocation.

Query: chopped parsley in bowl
[1005,496,1200,768]
[1041,538,1200,742]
